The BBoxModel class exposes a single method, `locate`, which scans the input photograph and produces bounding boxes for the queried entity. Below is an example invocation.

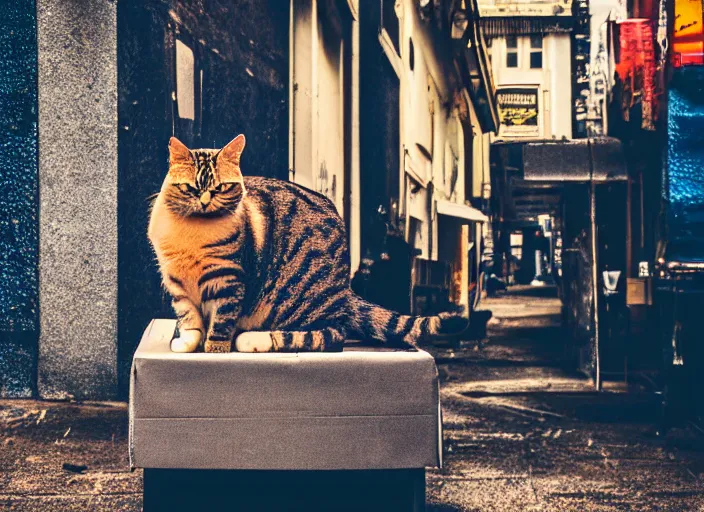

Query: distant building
[478,0,575,140]
[478,0,637,384]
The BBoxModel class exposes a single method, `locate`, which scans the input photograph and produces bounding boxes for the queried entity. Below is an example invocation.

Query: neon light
[673,0,704,66]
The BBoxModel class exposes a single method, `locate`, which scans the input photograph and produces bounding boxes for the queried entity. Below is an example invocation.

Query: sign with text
[497,87,539,137]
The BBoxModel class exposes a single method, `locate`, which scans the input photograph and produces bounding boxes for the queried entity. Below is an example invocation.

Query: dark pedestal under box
[129,319,442,510]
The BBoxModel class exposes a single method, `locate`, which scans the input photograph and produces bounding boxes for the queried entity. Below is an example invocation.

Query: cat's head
[162,135,247,217]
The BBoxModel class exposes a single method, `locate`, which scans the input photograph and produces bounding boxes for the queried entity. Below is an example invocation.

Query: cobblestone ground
[1,286,703,511]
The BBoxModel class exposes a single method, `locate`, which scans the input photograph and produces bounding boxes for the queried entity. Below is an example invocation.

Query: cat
[148,135,467,353]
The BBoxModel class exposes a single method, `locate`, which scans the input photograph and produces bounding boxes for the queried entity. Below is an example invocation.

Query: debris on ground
[61,464,88,474]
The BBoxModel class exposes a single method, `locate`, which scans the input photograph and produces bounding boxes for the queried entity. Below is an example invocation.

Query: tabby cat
[148,135,466,353]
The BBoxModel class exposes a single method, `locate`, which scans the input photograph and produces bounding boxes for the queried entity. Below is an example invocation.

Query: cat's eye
[177,183,198,195]
[215,183,232,192]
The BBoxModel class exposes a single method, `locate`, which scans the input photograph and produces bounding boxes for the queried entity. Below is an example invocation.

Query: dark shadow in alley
[461,390,657,423]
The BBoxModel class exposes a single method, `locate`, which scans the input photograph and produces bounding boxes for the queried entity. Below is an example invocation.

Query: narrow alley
[2,287,703,511]
[426,286,704,512]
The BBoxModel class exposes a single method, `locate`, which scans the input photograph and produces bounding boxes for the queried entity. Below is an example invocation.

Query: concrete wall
[398,0,468,261]
[395,0,493,311]
[37,0,118,399]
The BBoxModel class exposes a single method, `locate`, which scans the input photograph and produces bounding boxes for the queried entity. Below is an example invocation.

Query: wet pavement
[1,285,703,511]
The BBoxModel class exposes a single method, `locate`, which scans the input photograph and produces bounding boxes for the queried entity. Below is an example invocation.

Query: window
[175,39,195,121]
[506,35,517,68]
[530,34,543,69]
[486,37,493,66]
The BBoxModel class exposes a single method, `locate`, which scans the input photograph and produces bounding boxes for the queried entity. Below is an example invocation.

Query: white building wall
[289,0,361,273]
[393,0,493,311]
[548,34,572,139]
[397,0,472,262]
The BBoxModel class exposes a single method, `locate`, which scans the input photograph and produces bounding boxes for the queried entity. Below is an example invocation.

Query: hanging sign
[617,20,657,129]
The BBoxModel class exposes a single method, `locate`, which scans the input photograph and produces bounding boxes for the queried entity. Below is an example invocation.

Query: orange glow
[673,0,704,66]
[617,20,655,102]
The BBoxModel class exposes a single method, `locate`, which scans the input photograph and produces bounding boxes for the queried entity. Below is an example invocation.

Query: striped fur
[148,135,467,353]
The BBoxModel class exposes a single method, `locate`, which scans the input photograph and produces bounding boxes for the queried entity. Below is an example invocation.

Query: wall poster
[497,87,540,137]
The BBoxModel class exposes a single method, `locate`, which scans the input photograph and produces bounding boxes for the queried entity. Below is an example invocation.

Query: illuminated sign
[497,87,539,137]
[673,0,704,66]
[616,20,657,129]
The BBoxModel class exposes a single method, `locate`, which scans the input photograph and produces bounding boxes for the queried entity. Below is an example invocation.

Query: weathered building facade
[356,0,497,317]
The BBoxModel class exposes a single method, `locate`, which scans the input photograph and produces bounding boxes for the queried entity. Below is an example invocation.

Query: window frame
[529,34,543,69]
[506,35,518,68]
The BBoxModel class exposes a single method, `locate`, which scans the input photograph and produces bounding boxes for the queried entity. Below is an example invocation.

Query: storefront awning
[522,138,627,182]
[436,200,488,223]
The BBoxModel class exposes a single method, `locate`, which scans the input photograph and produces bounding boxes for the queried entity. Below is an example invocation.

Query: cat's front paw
[235,332,274,353]
[171,330,201,353]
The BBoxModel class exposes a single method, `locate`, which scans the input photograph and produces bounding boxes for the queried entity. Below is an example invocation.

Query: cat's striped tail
[346,293,469,346]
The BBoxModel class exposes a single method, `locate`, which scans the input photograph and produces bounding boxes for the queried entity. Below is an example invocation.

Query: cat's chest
[150,209,237,299]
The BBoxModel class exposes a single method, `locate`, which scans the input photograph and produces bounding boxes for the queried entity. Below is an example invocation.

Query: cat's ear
[169,137,192,165]
[220,134,246,166]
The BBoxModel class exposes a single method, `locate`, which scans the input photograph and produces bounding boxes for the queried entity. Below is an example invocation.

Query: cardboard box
[627,278,652,306]
[129,319,442,471]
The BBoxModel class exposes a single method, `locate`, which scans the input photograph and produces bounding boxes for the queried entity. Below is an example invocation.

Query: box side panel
[133,354,439,419]
[132,415,439,470]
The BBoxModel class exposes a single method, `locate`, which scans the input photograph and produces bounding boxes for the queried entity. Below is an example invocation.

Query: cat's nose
[199,191,211,208]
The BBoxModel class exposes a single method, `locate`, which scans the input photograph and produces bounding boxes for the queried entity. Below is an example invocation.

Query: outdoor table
[129,319,442,511]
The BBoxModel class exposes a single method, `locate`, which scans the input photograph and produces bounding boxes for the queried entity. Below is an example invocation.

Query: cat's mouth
[187,207,232,219]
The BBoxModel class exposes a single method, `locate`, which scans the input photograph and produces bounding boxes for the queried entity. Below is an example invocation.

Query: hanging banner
[616,20,657,130]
